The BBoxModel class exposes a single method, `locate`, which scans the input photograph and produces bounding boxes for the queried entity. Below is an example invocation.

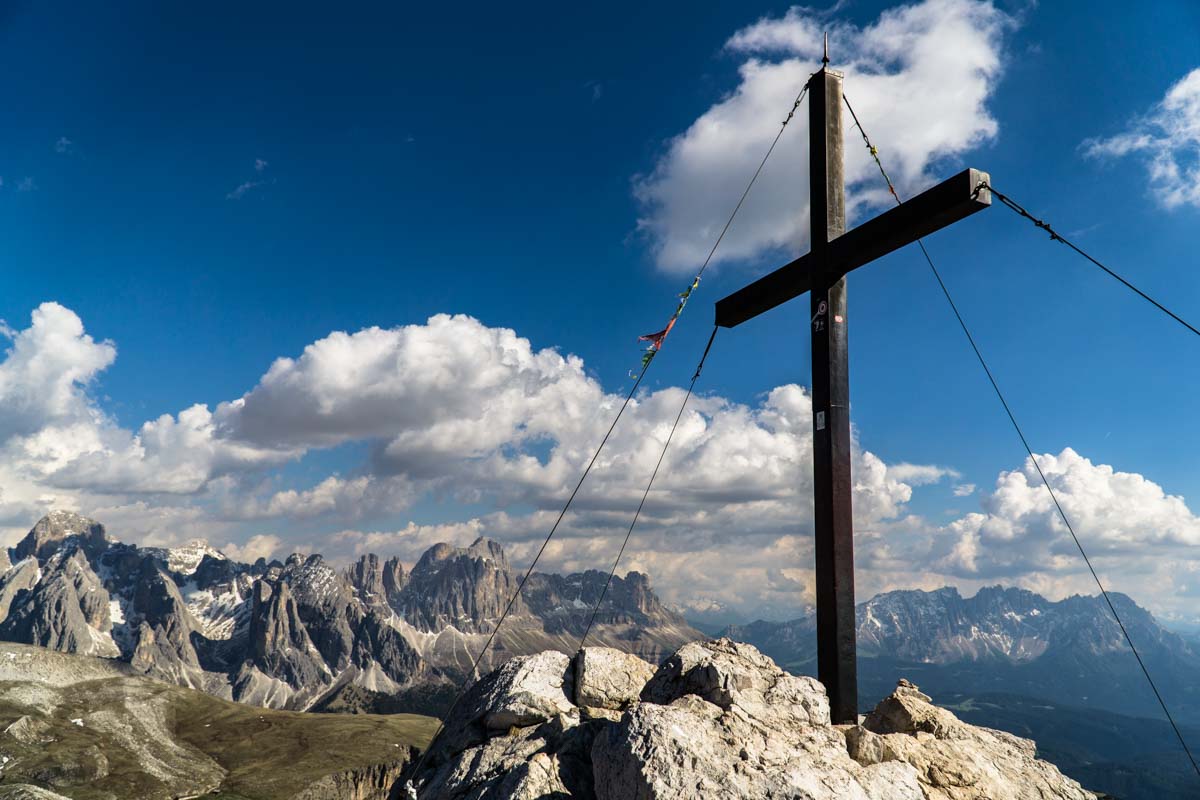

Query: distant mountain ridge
[722,585,1200,723]
[0,511,701,713]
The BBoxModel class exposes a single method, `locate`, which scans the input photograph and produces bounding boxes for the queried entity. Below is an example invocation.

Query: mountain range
[722,585,1200,724]
[0,511,700,714]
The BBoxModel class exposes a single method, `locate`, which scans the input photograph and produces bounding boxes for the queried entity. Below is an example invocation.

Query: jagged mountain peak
[465,536,506,563]
[12,510,110,564]
[345,553,406,608]
[414,537,508,573]
[142,538,228,576]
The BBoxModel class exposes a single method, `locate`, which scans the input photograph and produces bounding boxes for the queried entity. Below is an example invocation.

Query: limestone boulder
[641,637,829,728]
[400,640,1099,800]
[482,651,575,731]
[847,679,1097,800]
[573,647,655,711]
[412,712,599,800]
[593,683,923,800]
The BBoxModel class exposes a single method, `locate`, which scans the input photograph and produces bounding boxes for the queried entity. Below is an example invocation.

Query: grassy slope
[171,688,437,799]
[0,644,438,800]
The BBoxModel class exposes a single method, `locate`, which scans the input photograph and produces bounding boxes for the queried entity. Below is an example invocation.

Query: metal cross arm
[714,168,992,329]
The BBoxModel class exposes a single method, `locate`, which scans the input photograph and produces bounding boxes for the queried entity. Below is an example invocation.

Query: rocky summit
[402,638,1099,800]
[0,512,700,713]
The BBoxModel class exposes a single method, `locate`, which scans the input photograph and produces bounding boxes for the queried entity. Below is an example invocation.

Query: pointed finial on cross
[823,32,829,65]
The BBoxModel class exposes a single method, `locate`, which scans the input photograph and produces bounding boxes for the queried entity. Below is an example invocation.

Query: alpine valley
[0,511,701,716]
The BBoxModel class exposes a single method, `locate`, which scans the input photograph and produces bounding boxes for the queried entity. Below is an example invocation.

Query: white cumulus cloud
[0,303,115,440]
[934,448,1200,582]
[636,0,1012,272]
[1084,67,1200,209]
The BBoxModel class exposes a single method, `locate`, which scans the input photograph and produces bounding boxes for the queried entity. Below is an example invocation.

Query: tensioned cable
[577,325,719,653]
[844,91,1200,780]
[408,76,815,798]
[981,186,1200,340]
[575,73,816,654]
[693,80,812,282]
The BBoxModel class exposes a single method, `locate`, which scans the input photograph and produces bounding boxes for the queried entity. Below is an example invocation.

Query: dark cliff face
[248,579,329,688]
[345,554,407,612]
[521,569,690,636]
[11,511,111,564]
[0,548,115,658]
[396,538,529,634]
[0,513,699,712]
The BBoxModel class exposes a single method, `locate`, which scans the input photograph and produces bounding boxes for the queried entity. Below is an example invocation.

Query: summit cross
[713,63,992,724]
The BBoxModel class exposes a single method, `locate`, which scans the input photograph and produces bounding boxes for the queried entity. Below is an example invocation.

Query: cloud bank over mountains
[2,301,1200,621]
[636,0,1012,272]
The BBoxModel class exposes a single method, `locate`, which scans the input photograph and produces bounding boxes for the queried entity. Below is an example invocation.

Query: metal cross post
[714,60,993,724]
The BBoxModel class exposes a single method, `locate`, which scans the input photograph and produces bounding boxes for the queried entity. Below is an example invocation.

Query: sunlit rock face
[402,639,1099,800]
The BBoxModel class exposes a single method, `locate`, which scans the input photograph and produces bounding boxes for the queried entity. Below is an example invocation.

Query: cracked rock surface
[401,639,1097,800]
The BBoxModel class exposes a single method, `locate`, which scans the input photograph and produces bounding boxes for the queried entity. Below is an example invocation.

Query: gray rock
[284,554,359,672]
[0,550,116,659]
[413,712,597,800]
[346,554,386,605]
[592,687,922,800]
[127,559,202,675]
[402,640,1098,800]
[405,652,587,797]
[0,559,41,623]
[397,538,530,634]
[855,680,1097,800]
[247,578,330,690]
[381,556,407,605]
[4,715,53,745]
[573,647,654,711]
[482,651,575,731]
[11,512,109,564]
[641,637,829,727]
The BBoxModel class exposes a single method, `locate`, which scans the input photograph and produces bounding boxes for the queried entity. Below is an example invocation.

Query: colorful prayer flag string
[632,276,700,375]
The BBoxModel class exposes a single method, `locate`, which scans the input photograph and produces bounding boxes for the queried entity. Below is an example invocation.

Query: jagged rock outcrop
[848,678,1097,799]
[398,539,527,634]
[283,553,359,672]
[0,549,116,659]
[0,558,39,621]
[347,553,385,603]
[293,758,414,800]
[127,559,203,681]
[401,640,1099,800]
[248,578,331,688]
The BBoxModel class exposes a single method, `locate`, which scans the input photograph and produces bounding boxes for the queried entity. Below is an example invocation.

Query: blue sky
[3,0,1200,621]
